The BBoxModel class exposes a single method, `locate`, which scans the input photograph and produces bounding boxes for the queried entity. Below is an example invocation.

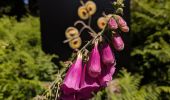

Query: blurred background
[0,0,170,100]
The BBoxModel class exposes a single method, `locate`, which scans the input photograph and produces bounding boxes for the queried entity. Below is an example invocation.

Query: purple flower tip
[61,53,83,95]
[88,41,101,78]
[116,15,127,27]
[108,17,118,30]
[112,34,124,51]
[121,26,129,33]
[100,43,115,65]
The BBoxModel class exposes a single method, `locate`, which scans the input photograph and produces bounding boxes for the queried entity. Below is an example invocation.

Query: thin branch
[74,20,97,36]
[102,12,107,17]
[63,35,80,43]
[79,40,92,52]
[80,0,85,6]
[79,30,103,53]
[63,26,95,44]
[88,16,92,26]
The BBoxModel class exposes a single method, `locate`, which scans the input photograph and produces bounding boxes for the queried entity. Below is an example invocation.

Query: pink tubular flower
[60,93,77,100]
[108,17,118,30]
[61,53,83,95]
[98,63,116,87]
[88,41,101,78]
[115,15,127,27]
[121,26,129,32]
[100,43,115,66]
[112,34,124,51]
[78,64,100,100]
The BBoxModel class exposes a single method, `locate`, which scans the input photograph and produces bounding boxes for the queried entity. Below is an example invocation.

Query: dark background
[39,0,131,68]
[0,0,39,19]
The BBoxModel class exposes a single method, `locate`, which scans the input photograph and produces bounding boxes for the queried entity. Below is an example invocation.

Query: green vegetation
[0,16,57,100]
[130,0,170,99]
[92,0,170,99]
[92,70,170,100]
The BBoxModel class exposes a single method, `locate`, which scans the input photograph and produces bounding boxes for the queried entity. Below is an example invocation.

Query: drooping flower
[61,53,83,95]
[112,34,124,51]
[88,41,101,78]
[98,63,116,87]
[121,25,129,33]
[108,17,118,30]
[78,64,100,100]
[100,43,115,65]
[115,15,127,27]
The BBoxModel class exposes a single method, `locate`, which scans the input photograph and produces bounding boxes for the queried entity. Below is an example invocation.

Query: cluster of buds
[60,0,129,99]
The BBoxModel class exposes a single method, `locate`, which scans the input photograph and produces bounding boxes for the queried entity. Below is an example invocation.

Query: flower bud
[115,15,127,27]
[108,17,118,30]
[100,43,115,65]
[121,25,129,33]
[61,53,83,95]
[88,42,101,78]
[112,34,124,51]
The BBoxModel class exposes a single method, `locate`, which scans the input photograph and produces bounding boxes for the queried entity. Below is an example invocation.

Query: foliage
[0,0,39,19]
[92,0,170,99]
[92,69,170,100]
[0,16,57,100]
[130,0,170,99]
[131,0,170,87]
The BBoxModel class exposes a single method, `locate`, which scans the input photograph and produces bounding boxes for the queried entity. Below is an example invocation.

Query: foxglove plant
[41,0,129,99]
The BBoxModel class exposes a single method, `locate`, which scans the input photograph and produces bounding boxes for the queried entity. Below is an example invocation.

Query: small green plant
[0,16,57,100]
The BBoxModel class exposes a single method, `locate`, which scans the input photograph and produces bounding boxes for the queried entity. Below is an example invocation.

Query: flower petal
[61,53,83,95]
[98,63,116,87]
[88,42,101,78]
[78,64,100,100]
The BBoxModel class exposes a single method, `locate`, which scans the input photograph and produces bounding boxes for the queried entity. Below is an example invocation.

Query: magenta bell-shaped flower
[100,43,115,65]
[112,34,124,51]
[61,53,83,95]
[98,63,116,87]
[108,17,118,30]
[88,41,101,78]
[60,93,77,100]
[115,15,127,27]
[78,64,100,100]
